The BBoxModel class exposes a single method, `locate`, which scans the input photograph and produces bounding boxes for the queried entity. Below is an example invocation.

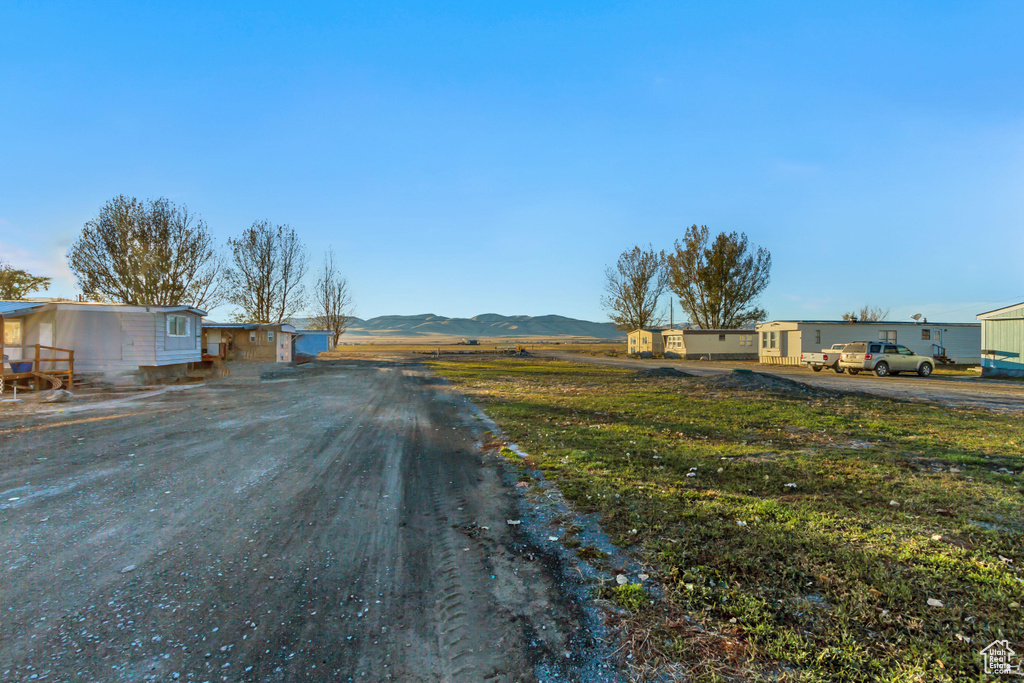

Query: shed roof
[977,302,1024,319]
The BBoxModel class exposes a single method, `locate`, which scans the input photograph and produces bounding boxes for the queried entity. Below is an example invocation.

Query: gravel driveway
[541,351,1024,413]
[0,361,589,682]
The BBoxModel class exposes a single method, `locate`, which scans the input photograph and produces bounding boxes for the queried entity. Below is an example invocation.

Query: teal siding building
[978,302,1024,377]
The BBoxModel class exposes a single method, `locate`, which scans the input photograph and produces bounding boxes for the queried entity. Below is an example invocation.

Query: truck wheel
[812,366,822,372]
[874,362,889,377]
[918,362,933,377]
[848,369,860,375]
[833,366,845,374]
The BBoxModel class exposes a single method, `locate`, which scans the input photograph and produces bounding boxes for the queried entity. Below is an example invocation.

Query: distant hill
[289,313,622,341]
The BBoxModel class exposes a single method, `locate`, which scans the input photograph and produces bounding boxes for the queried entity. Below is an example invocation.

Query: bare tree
[310,249,353,345]
[67,196,225,309]
[664,225,771,329]
[225,221,308,323]
[0,258,51,300]
[842,305,889,322]
[601,245,667,331]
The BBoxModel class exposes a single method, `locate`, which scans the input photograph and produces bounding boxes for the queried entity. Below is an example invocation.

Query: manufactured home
[977,302,1024,377]
[662,328,757,360]
[202,322,295,363]
[1,300,205,385]
[627,328,666,356]
[755,320,981,366]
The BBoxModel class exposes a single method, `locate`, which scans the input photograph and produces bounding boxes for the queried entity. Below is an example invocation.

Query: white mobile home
[977,302,1024,377]
[1,300,205,383]
[755,320,981,366]
[661,328,757,360]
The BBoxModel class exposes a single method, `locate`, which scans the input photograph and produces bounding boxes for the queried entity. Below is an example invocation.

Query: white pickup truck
[800,344,848,373]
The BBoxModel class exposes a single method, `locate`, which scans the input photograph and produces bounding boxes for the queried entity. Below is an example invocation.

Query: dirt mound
[634,367,692,379]
[698,369,827,396]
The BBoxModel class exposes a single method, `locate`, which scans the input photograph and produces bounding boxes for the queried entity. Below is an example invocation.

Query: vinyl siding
[980,304,1024,376]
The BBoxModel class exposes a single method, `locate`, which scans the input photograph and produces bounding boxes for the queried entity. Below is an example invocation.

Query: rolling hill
[290,313,622,341]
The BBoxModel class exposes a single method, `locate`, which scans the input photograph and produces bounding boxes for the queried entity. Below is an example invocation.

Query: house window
[921,329,930,340]
[815,330,821,345]
[167,315,190,337]
[249,331,257,343]
[268,331,275,342]
[761,331,768,348]
[719,334,726,342]
[878,330,897,343]
[741,334,753,347]
[3,319,22,345]
[770,332,777,349]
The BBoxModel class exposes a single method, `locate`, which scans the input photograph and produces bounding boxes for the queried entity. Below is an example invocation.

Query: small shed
[661,328,757,360]
[627,328,666,356]
[293,330,336,357]
[977,302,1024,377]
[1,300,205,386]
[202,322,295,363]
[755,320,981,366]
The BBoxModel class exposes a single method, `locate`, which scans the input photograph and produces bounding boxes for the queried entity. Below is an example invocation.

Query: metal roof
[0,301,49,317]
[977,302,1024,319]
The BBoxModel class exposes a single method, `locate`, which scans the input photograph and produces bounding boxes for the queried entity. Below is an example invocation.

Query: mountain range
[290,313,621,341]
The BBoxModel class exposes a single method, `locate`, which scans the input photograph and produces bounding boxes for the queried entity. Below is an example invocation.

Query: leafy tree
[225,221,308,323]
[310,249,352,345]
[664,225,771,329]
[601,245,667,331]
[0,258,51,299]
[842,305,889,322]
[67,196,225,309]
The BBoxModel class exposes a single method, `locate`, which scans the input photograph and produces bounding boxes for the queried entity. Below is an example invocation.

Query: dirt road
[541,351,1024,413]
[0,362,602,682]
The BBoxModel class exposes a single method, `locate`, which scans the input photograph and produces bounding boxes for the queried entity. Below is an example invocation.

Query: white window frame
[878,330,897,343]
[3,319,22,345]
[166,314,190,337]
[249,331,257,343]
[815,329,821,345]
[267,330,275,342]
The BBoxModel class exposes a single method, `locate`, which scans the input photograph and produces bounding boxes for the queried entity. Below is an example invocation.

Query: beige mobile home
[755,320,981,366]
[977,302,1024,377]
[627,328,666,356]
[662,328,757,360]
[1,300,205,384]
[202,322,295,363]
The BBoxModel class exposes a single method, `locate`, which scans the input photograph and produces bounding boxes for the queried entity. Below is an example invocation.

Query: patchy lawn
[429,357,1024,682]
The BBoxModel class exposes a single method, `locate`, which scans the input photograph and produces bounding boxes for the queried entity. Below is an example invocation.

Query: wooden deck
[1,344,75,393]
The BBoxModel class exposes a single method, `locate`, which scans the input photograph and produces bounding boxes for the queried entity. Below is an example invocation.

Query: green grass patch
[429,357,1024,681]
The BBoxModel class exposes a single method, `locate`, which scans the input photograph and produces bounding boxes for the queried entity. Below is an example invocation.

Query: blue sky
[1,2,1022,323]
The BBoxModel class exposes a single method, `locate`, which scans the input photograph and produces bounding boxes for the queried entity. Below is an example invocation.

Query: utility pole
[669,297,674,329]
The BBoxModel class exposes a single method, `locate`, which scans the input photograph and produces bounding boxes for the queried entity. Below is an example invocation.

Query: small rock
[717,468,724,473]
[927,598,944,608]
[615,574,628,585]
[638,573,649,581]
[931,534,942,541]
[889,500,899,507]
[506,519,521,526]
[515,482,529,488]
[736,520,747,527]
[784,483,797,488]
[686,472,696,478]
[120,565,136,573]
[548,535,558,541]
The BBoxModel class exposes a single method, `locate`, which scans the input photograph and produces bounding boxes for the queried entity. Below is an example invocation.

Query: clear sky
[2,2,1022,323]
